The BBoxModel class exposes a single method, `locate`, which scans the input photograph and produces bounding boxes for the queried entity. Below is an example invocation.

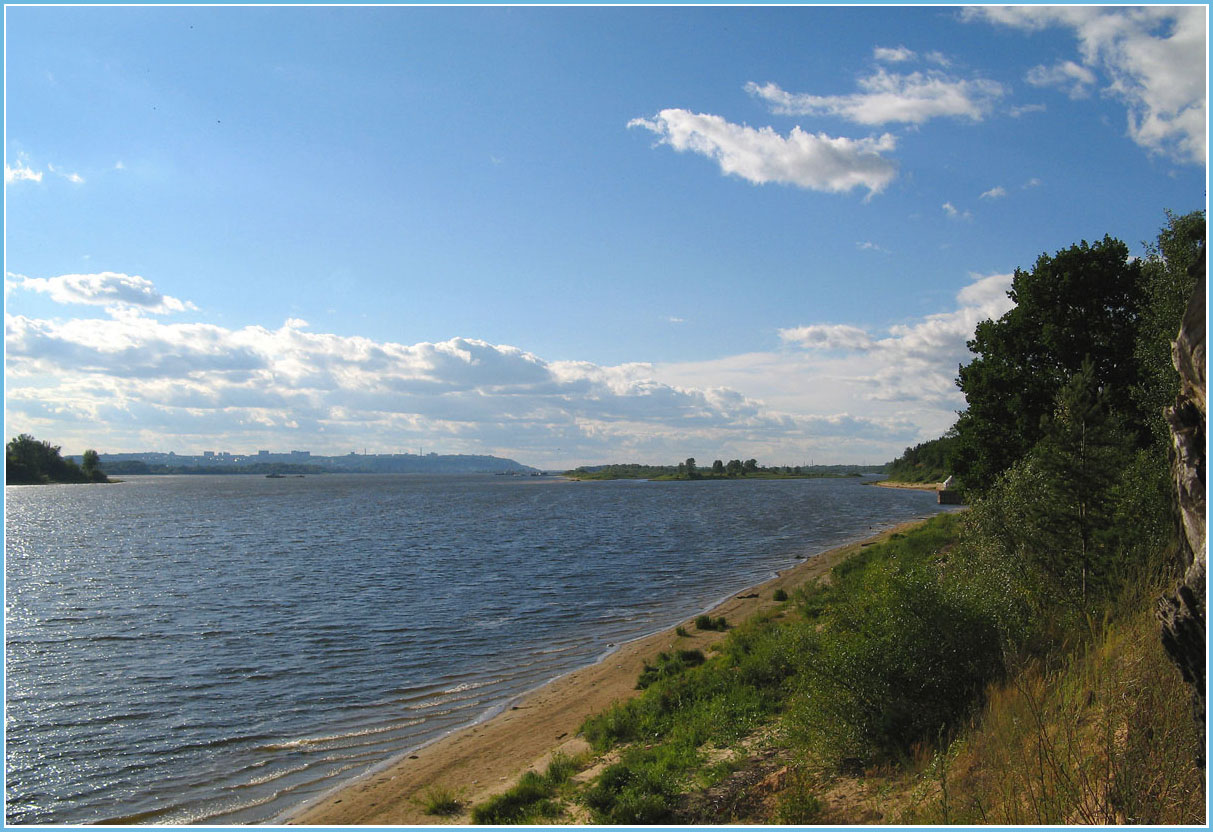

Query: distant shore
[286,516,936,825]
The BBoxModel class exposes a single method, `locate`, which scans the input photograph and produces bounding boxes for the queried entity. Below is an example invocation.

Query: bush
[636,649,706,689]
[772,588,788,602]
[417,785,462,817]
[469,754,578,824]
[791,557,1004,767]
[694,614,728,631]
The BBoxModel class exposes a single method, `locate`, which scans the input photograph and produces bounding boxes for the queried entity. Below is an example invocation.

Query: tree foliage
[953,236,1144,492]
[886,432,958,483]
[6,434,107,484]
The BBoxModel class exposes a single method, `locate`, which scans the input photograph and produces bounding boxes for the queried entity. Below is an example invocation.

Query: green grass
[416,785,462,817]
[469,753,580,824]
[694,614,728,631]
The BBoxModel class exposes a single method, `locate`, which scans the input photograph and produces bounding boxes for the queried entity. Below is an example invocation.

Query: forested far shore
[566,460,876,480]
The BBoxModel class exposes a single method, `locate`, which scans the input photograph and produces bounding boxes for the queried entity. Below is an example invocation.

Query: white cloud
[628,108,898,196]
[779,323,875,351]
[1009,103,1048,118]
[8,271,197,315]
[5,308,807,466]
[966,5,1206,163]
[47,163,85,184]
[1023,177,1042,188]
[857,240,888,253]
[874,45,916,63]
[5,162,42,184]
[1026,60,1097,98]
[942,201,972,221]
[779,271,1015,404]
[980,186,1007,200]
[746,69,1006,125]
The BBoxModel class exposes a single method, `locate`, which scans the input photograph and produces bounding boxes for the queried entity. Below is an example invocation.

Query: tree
[1132,210,1206,449]
[725,459,743,477]
[954,235,1145,493]
[81,449,108,483]
[743,458,759,474]
[1028,361,1130,603]
[684,457,698,479]
[6,434,86,484]
[712,459,725,476]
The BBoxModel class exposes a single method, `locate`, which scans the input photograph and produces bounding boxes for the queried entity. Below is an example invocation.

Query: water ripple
[5,473,949,824]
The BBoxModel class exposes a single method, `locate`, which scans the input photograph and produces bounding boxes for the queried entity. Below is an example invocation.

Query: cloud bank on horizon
[4,6,1205,468]
[7,270,1005,465]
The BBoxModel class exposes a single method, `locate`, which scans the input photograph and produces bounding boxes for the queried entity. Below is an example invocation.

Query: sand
[286,518,932,825]
[870,480,942,492]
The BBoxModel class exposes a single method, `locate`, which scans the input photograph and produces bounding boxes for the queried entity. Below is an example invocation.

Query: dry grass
[896,600,1204,825]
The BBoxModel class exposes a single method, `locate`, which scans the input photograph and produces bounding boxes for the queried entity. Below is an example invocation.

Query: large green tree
[1132,210,1206,448]
[953,235,1145,493]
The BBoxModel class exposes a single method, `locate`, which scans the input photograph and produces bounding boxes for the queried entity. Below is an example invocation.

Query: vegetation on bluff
[883,433,957,483]
[6,434,109,484]
[468,211,1205,824]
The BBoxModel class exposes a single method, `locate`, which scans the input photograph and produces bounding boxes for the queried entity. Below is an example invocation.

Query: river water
[5,473,948,824]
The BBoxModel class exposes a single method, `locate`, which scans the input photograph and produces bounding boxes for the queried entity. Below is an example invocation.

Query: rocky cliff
[1157,247,1206,766]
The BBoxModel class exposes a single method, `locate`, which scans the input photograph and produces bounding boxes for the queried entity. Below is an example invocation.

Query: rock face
[1157,248,1206,766]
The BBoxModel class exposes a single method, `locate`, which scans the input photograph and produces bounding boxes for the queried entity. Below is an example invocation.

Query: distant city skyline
[5,6,1206,468]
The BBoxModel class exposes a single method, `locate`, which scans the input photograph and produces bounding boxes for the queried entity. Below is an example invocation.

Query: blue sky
[5,5,1207,468]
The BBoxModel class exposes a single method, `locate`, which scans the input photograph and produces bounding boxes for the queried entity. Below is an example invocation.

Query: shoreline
[286,515,938,826]
[869,480,942,492]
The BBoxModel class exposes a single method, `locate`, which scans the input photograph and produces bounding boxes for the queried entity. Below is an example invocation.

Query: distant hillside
[84,451,537,476]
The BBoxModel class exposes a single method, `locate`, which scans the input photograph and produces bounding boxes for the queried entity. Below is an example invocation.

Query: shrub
[675,625,690,637]
[791,557,1004,768]
[469,754,578,824]
[694,614,728,631]
[417,785,462,817]
[773,588,788,602]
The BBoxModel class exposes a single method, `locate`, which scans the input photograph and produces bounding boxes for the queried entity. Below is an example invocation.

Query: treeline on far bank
[566,460,873,480]
[6,434,110,485]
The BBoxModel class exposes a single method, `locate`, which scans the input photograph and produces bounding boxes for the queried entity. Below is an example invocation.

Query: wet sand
[287,518,932,825]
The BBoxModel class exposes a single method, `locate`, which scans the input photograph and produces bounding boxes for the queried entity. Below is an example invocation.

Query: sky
[4,5,1207,469]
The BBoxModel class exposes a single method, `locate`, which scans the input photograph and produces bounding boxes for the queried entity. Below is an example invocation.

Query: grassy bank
[465,512,1203,824]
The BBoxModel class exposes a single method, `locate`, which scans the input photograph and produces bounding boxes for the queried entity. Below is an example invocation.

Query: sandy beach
[870,480,942,492]
[287,517,933,825]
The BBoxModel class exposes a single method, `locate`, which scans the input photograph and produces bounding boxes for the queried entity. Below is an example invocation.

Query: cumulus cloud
[778,271,1015,404]
[778,323,875,351]
[8,271,197,314]
[966,5,1206,163]
[874,45,916,63]
[5,308,805,466]
[1026,60,1097,98]
[746,69,1006,125]
[628,108,898,196]
[942,202,972,221]
[5,161,42,184]
[980,186,1006,200]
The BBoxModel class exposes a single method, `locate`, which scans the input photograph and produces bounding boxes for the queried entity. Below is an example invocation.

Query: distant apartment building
[290,450,310,458]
